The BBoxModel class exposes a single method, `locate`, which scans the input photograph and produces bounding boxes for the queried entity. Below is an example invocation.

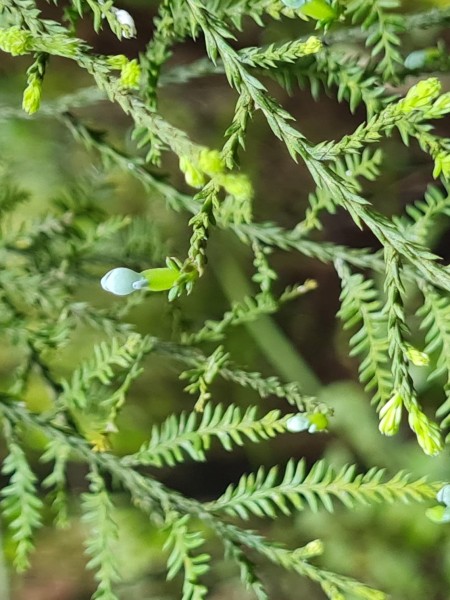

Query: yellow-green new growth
[301,35,322,55]
[217,173,253,201]
[378,393,402,436]
[179,148,253,200]
[407,404,443,456]
[198,149,225,175]
[405,344,430,367]
[22,54,47,115]
[106,54,129,69]
[119,59,141,89]
[399,77,442,113]
[0,26,31,56]
[22,78,42,115]
[433,152,450,179]
[179,156,206,188]
[180,149,226,189]
[293,539,324,559]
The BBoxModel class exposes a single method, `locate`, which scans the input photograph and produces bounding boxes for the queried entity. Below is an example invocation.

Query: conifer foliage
[0,0,450,598]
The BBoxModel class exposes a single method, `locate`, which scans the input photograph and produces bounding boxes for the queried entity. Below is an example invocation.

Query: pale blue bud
[101,267,146,296]
[282,0,307,7]
[437,484,450,507]
[112,8,136,38]
[404,50,427,71]
[286,414,310,433]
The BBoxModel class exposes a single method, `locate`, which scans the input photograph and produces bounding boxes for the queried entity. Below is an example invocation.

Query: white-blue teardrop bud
[286,414,310,433]
[281,0,307,8]
[404,50,427,71]
[112,8,136,38]
[437,484,450,507]
[101,268,146,296]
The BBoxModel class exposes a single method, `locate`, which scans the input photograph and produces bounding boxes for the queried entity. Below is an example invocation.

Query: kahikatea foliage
[0,1,450,598]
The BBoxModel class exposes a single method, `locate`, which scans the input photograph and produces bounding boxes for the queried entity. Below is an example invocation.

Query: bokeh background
[1,0,450,598]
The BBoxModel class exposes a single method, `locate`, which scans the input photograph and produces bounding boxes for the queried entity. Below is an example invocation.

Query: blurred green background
[1,0,450,598]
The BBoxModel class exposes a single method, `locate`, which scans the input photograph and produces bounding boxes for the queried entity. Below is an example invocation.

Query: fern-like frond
[223,537,269,600]
[241,36,322,70]
[1,438,43,572]
[61,102,388,277]
[208,0,289,29]
[335,148,384,188]
[417,284,450,431]
[41,438,70,529]
[275,48,386,116]
[148,340,323,413]
[2,1,450,598]
[219,365,324,413]
[344,0,403,80]
[60,333,154,410]
[164,513,210,600]
[122,403,292,467]
[1,400,438,600]
[208,459,438,519]
[214,522,387,600]
[298,149,383,233]
[60,333,155,449]
[336,261,392,408]
[383,247,443,454]
[183,282,315,344]
[180,345,230,411]
[297,559,387,600]
[397,183,450,245]
[82,470,120,600]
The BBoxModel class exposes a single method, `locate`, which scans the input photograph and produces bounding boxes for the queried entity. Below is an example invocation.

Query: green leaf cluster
[0,1,450,599]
